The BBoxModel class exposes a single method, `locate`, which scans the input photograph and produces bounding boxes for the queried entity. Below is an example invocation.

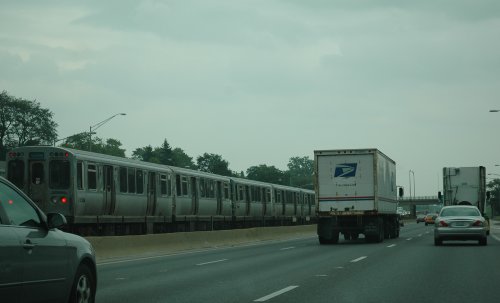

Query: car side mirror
[47,213,67,229]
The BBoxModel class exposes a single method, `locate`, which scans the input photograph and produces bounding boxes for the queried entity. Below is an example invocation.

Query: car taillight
[60,197,68,204]
[472,220,483,227]
[439,220,449,227]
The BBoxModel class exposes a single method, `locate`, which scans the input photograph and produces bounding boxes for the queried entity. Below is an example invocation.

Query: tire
[434,238,442,246]
[344,233,351,241]
[69,265,96,303]
[479,237,487,246]
[319,236,328,245]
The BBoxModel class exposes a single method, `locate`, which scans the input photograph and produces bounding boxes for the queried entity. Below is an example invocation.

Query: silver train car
[5,146,316,235]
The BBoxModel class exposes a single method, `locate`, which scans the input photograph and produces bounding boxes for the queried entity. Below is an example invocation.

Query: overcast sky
[1,0,500,195]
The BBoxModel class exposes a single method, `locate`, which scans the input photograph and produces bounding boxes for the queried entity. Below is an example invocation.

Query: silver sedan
[434,205,488,246]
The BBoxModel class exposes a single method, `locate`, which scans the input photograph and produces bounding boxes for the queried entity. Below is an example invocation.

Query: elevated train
[6,146,316,235]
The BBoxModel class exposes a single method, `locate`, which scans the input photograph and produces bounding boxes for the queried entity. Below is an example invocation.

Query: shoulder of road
[87,225,317,263]
[88,218,500,263]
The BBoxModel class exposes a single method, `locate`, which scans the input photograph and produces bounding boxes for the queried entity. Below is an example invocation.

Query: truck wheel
[343,233,351,241]
[319,236,329,245]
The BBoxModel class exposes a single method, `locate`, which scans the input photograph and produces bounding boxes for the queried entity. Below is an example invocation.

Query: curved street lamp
[89,113,126,151]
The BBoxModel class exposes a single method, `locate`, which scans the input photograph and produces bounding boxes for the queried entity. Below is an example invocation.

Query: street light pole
[88,113,126,152]
[408,170,412,201]
[409,170,415,199]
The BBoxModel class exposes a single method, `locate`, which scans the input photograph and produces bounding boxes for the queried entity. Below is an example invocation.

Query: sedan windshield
[440,208,480,217]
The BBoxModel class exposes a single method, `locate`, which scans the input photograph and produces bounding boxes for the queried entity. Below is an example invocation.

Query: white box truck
[314,149,401,244]
[441,166,486,213]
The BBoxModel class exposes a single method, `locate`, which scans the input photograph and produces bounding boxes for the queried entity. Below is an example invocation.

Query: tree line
[0,91,314,188]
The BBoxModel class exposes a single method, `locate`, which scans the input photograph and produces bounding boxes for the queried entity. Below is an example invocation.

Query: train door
[245,185,250,215]
[216,181,222,215]
[262,188,267,216]
[103,165,115,215]
[190,177,199,215]
[28,161,48,209]
[147,172,157,215]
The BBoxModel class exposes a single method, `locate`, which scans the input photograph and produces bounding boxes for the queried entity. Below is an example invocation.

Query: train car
[168,166,232,231]
[229,177,274,227]
[6,146,176,235]
[6,146,316,235]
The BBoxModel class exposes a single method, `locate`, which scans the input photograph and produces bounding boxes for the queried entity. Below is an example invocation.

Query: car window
[440,208,480,217]
[0,181,42,228]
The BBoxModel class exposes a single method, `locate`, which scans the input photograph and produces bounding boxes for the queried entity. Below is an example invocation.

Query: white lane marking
[116,277,127,280]
[418,234,423,237]
[196,259,228,266]
[254,286,299,302]
[406,238,413,241]
[98,235,317,266]
[387,244,396,248]
[280,247,295,251]
[315,274,328,277]
[350,256,367,263]
[335,266,344,269]
[426,231,430,234]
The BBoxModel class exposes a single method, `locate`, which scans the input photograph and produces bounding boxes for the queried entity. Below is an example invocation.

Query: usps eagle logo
[334,163,357,178]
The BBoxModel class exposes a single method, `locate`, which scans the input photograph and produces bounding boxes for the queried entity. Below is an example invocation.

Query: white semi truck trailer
[441,166,487,213]
[314,149,401,244]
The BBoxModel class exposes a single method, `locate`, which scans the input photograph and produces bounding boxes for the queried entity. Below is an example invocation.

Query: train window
[176,175,181,196]
[77,162,83,190]
[136,170,144,194]
[128,168,136,193]
[160,174,167,195]
[181,176,188,196]
[119,167,127,193]
[88,164,97,190]
[7,160,24,188]
[31,163,44,185]
[234,184,239,201]
[199,178,205,198]
[266,189,271,203]
[223,183,229,200]
[49,160,70,189]
[167,174,172,196]
[206,180,211,198]
[209,180,215,198]
[239,185,244,202]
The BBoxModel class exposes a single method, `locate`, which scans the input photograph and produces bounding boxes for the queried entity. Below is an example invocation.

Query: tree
[99,138,126,157]
[132,145,159,163]
[197,153,232,176]
[287,156,314,189]
[155,139,174,165]
[60,133,90,151]
[0,91,57,160]
[172,147,196,169]
[246,164,286,185]
[487,179,500,217]
[60,135,126,157]
[132,140,196,168]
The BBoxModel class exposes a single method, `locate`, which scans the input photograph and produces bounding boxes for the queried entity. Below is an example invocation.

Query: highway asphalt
[95,221,500,303]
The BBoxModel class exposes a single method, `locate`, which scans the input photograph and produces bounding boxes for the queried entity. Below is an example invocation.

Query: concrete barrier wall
[87,225,317,262]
